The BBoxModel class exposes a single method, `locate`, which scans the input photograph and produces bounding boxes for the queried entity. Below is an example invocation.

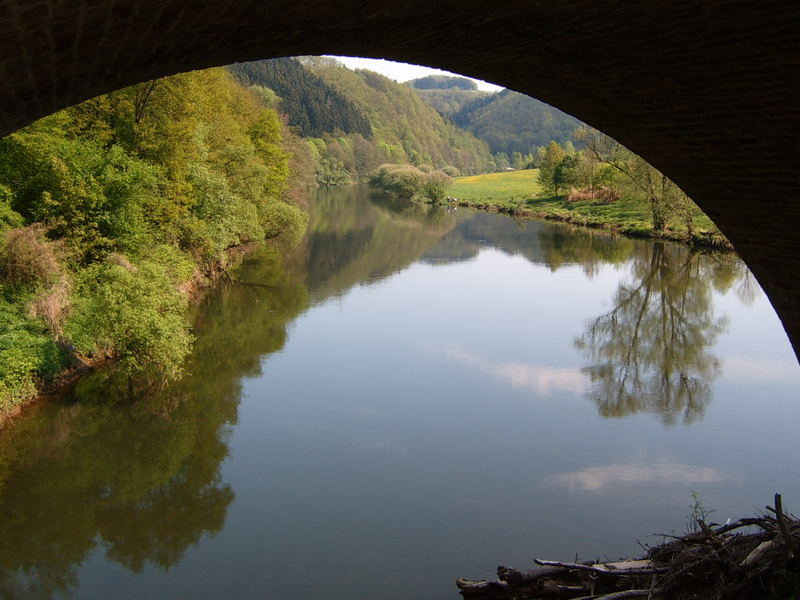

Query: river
[0,185,798,599]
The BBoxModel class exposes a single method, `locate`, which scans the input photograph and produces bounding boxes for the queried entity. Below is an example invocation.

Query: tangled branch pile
[457,494,800,600]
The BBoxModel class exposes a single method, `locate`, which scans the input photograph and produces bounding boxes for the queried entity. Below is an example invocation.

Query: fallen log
[457,494,800,600]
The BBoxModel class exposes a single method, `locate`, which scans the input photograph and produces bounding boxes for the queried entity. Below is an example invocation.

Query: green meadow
[451,169,723,246]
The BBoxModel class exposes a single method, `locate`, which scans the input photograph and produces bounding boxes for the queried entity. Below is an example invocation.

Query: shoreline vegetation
[0,67,308,422]
[372,167,733,251]
[368,126,734,252]
[449,161,733,251]
[456,494,800,600]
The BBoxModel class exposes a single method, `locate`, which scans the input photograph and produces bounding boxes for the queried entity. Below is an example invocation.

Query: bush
[368,163,427,199]
[65,257,193,380]
[0,224,61,287]
[419,170,453,204]
[440,166,460,178]
[1,224,72,338]
[567,186,621,205]
[0,297,67,409]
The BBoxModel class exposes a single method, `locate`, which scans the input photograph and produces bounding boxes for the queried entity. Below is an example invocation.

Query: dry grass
[1,224,62,286]
[1,224,72,337]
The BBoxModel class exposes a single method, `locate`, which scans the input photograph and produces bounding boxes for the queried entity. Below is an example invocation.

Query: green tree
[552,154,579,195]
[537,141,567,194]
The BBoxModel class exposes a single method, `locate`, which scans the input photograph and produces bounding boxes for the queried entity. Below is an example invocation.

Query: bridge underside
[1,0,799,355]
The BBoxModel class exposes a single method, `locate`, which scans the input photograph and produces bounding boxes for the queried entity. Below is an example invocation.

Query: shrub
[440,166,460,178]
[0,224,61,287]
[567,186,621,205]
[419,170,453,204]
[368,163,427,199]
[0,297,67,409]
[65,257,193,380]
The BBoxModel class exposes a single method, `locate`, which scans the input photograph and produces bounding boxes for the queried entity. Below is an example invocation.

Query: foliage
[297,57,494,180]
[229,58,372,138]
[0,185,22,232]
[0,224,62,288]
[575,125,700,234]
[537,141,568,194]
[66,258,193,379]
[0,66,307,403]
[406,75,478,90]
[450,169,721,245]
[419,170,453,204]
[369,164,427,199]
[369,163,453,202]
[412,88,493,117]
[0,296,67,409]
[449,89,582,155]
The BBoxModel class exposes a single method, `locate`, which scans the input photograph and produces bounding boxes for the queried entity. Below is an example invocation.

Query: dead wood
[456,495,800,600]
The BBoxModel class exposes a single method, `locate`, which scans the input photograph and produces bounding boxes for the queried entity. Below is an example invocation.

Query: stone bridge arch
[1,0,799,355]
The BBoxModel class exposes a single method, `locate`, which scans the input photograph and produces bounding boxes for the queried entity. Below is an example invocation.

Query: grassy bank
[450,169,730,249]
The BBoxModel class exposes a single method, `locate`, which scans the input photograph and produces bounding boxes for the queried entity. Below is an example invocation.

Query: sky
[327,56,504,92]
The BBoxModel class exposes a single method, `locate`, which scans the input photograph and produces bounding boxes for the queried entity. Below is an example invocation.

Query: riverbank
[0,241,261,430]
[448,170,733,250]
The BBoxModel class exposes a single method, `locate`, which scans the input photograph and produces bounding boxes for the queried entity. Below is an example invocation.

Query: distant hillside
[230,58,493,183]
[406,75,477,90]
[406,76,493,117]
[299,57,493,177]
[451,89,583,155]
[412,88,494,117]
[229,58,371,139]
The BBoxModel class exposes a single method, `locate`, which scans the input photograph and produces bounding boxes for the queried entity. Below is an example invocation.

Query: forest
[229,57,495,184]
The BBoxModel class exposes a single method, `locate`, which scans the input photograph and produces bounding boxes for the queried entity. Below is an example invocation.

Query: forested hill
[228,59,371,139]
[405,76,493,117]
[406,75,478,90]
[230,57,493,183]
[404,75,583,158]
[449,89,583,156]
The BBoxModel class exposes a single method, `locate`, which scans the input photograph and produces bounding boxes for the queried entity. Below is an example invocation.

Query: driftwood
[457,494,800,600]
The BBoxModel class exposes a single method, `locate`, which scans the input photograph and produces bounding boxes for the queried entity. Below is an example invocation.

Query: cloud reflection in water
[423,344,588,396]
[545,461,732,493]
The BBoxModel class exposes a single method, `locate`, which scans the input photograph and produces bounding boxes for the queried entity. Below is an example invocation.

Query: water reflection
[301,186,458,302]
[0,192,464,598]
[575,243,732,424]
[0,188,771,598]
[546,461,733,493]
[424,345,588,396]
[0,245,306,599]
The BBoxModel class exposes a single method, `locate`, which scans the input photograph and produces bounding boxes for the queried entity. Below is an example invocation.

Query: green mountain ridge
[229,57,493,183]
[450,89,583,156]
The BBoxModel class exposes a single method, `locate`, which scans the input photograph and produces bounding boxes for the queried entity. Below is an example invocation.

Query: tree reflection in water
[575,243,742,425]
[0,244,308,599]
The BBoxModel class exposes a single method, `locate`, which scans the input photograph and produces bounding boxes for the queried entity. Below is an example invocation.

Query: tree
[575,126,697,233]
[537,141,567,195]
[552,154,579,195]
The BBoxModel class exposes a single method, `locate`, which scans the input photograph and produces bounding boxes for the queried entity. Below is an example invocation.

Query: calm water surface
[1,186,799,599]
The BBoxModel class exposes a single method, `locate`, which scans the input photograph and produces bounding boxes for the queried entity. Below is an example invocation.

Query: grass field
[450,169,724,246]
[452,169,543,201]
